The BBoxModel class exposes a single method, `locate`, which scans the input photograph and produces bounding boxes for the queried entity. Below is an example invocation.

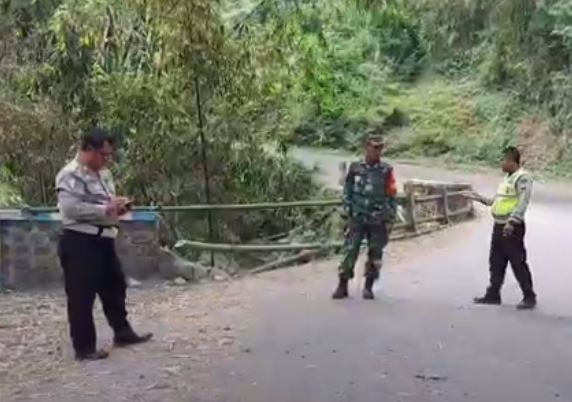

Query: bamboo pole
[174,240,343,252]
[12,183,471,215]
[174,220,446,253]
[248,250,323,275]
[194,76,215,267]
[18,199,346,214]
[15,196,414,214]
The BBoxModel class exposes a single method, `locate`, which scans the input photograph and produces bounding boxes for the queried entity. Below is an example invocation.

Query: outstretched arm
[462,190,494,206]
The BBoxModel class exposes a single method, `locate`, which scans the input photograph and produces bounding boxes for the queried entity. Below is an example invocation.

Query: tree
[1,0,317,243]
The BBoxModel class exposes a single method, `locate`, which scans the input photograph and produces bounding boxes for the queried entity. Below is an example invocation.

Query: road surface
[2,148,572,402]
[209,148,572,402]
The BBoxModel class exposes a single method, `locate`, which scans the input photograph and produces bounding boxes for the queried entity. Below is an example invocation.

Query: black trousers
[58,230,131,354]
[487,223,536,300]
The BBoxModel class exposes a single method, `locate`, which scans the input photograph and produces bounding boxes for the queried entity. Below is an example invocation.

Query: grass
[382,75,522,167]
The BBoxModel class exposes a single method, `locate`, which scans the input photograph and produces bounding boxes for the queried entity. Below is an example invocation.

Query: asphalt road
[5,148,572,402]
[200,148,572,402]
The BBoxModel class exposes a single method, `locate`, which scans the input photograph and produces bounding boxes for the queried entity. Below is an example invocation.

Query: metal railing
[10,183,474,252]
[0,180,475,288]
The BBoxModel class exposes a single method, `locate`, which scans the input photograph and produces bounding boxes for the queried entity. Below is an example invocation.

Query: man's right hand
[114,197,133,215]
[104,202,119,217]
[114,197,131,207]
[104,197,132,217]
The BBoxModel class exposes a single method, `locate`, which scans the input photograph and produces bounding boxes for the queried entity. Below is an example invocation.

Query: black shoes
[474,293,537,310]
[75,328,152,361]
[75,349,109,361]
[473,295,502,305]
[114,329,154,347]
[516,298,537,310]
[332,278,349,299]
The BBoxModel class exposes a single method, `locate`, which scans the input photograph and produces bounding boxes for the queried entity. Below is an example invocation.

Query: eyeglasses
[97,150,113,160]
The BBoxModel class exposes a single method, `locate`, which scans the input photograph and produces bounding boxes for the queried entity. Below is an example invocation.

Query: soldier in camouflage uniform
[56,127,152,360]
[332,134,397,300]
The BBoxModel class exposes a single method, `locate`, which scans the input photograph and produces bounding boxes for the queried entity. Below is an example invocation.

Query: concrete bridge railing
[0,179,474,290]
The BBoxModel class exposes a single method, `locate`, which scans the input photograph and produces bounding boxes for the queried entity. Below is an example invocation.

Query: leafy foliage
[0,0,319,243]
[0,167,22,207]
[5,0,572,227]
[0,99,74,205]
[385,78,516,163]
[236,0,425,148]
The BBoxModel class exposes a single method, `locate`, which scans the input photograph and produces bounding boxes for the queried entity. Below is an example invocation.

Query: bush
[384,77,521,164]
[386,79,479,155]
[249,0,425,148]
[0,99,75,205]
[0,168,22,207]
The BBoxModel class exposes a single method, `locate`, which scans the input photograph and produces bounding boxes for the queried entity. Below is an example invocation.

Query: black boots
[332,277,376,300]
[362,277,375,300]
[332,278,349,299]
[114,327,154,347]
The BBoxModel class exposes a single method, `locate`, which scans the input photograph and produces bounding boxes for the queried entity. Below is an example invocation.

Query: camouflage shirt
[342,160,397,223]
[55,156,119,236]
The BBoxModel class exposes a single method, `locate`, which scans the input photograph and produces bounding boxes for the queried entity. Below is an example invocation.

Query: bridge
[1,149,572,402]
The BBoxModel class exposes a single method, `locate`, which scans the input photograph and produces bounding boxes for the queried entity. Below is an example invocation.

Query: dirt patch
[0,218,479,402]
[516,117,555,171]
[0,282,258,402]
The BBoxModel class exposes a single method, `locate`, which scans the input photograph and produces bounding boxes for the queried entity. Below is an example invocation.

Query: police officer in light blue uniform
[56,127,153,360]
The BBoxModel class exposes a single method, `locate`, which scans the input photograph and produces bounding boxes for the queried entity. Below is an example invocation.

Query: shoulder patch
[379,161,392,170]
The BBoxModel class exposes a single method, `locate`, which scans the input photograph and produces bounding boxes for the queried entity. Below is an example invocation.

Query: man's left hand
[385,220,394,234]
[503,222,514,237]
[114,197,133,216]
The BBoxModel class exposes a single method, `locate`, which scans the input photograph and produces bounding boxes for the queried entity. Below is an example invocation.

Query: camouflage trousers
[338,219,389,280]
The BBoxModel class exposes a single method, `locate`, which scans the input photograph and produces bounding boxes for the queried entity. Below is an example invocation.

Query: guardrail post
[467,186,476,218]
[442,185,451,225]
[405,186,417,233]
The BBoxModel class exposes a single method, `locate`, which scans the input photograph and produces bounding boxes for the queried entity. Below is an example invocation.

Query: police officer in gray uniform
[56,127,152,360]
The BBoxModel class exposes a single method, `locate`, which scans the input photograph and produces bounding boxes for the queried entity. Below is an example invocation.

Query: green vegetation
[401,0,572,174]
[0,0,322,244]
[0,166,21,207]
[384,77,517,165]
[239,0,572,174]
[253,0,426,148]
[0,181,21,208]
[3,0,572,242]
